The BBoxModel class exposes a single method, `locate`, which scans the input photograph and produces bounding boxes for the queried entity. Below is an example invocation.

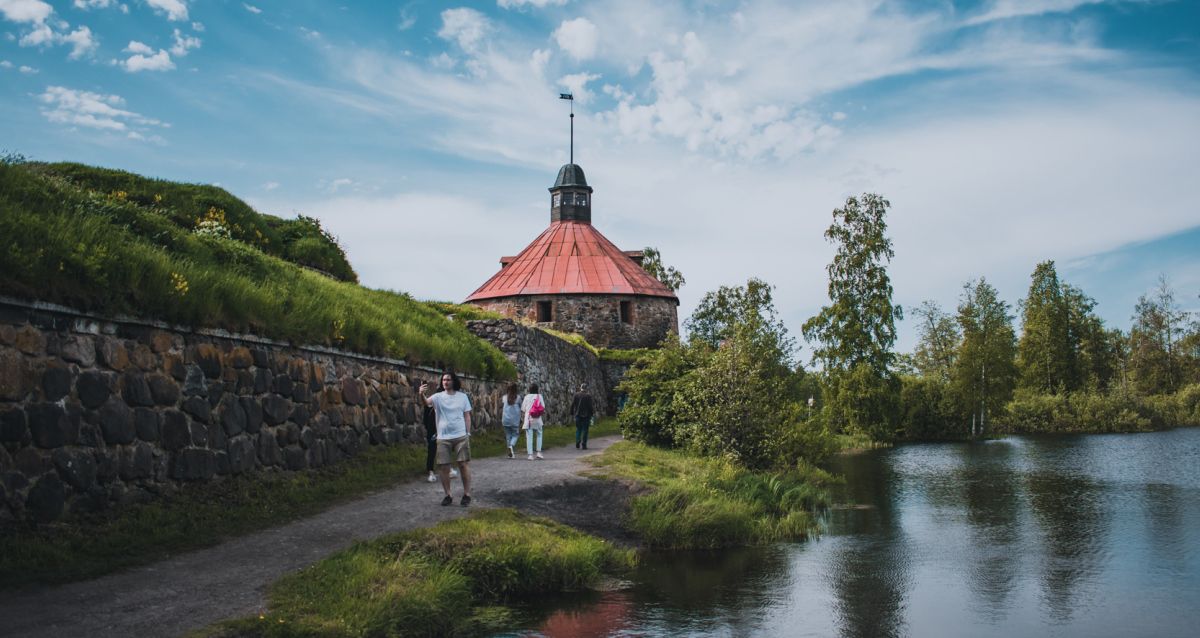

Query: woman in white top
[521,382,546,460]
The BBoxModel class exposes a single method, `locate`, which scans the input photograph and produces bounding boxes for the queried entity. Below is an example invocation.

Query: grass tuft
[587,441,836,549]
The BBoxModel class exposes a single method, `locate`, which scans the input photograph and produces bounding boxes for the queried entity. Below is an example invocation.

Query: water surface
[509,428,1200,637]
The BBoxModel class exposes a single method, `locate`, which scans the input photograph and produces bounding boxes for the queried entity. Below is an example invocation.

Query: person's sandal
[461,495,471,507]
[441,495,453,506]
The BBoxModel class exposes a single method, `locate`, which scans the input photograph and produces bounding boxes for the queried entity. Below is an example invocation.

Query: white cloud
[558,72,599,103]
[0,0,53,24]
[553,17,598,60]
[498,0,567,8]
[73,0,115,10]
[964,0,1105,27]
[263,181,280,191]
[38,85,167,138]
[191,21,203,32]
[397,6,415,31]
[61,25,97,58]
[18,64,36,73]
[438,8,490,52]
[121,41,174,71]
[145,0,187,21]
[170,28,200,56]
[0,59,10,67]
[242,3,261,15]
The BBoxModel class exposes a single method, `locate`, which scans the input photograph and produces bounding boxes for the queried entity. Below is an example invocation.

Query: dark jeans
[575,416,591,448]
[425,433,437,472]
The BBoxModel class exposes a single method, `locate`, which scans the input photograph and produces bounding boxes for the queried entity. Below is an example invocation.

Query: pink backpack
[529,395,545,418]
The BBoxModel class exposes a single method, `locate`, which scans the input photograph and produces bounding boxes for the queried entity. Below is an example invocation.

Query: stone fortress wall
[0,298,625,525]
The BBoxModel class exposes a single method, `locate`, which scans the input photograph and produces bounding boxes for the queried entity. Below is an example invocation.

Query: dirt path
[0,435,628,638]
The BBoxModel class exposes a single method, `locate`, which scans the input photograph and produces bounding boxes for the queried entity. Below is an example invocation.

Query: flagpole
[559,93,575,165]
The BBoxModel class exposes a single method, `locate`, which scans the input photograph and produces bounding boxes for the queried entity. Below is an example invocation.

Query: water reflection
[516,429,1200,638]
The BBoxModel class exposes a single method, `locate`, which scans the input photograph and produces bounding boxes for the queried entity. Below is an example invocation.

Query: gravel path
[0,435,624,638]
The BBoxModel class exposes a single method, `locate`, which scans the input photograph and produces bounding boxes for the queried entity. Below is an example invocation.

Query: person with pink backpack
[521,383,547,460]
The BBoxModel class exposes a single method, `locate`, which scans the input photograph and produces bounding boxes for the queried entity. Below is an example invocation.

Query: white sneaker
[527,454,534,460]
[426,472,436,483]
[507,446,514,458]
[449,467,459,478]
[536,452,544,460]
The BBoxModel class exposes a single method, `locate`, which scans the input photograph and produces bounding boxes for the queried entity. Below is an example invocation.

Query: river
[505,428,1200,637]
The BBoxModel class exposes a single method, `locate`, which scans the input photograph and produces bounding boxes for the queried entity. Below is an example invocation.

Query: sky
[2,0,1199,357]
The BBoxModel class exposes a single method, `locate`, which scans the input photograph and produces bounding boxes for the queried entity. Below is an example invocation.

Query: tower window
[619,301,632,325]
[537,301,552,322]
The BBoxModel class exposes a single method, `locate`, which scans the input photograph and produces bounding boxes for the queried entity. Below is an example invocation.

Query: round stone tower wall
[469,295,678,349]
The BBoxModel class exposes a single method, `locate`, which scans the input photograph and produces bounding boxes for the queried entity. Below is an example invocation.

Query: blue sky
[2,0,1198,355]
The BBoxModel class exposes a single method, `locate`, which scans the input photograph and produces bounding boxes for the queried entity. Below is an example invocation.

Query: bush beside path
[0,435,624,638]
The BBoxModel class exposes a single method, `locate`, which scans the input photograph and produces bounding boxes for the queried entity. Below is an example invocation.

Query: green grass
[586,441,836,549]
[0,420,620,590]
[0,159,514,379]
[202,509,635,638]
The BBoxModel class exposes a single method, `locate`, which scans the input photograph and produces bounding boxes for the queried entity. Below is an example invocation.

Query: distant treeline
[899,263,1200,438]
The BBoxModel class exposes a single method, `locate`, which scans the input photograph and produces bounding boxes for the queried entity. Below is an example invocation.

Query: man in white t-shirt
[418,371,473,506]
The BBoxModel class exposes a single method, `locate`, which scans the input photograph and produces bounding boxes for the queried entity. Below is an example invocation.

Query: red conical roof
[465,221,678,301]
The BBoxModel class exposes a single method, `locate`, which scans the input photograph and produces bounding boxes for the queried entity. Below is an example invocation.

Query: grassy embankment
[0,159,514,379]
[0,419,620,589]
[205,509,635,638]
[586,440,836,549]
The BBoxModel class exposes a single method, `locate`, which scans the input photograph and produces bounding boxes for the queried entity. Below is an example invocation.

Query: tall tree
[803,193,903,439]
[912,300,959,383]
[954,278,1017,437]
[1017,261,1073,393]
[1128,275,1190,394]
[802,193,903,375]
[640,246,686,292]
[684,278,793,367]
[1062,284,1118,391]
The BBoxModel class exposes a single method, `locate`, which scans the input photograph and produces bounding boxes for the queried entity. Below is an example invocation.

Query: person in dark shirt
[570,383,595,449]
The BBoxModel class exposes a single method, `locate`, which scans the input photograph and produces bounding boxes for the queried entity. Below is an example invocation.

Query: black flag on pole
[559,93,573,100]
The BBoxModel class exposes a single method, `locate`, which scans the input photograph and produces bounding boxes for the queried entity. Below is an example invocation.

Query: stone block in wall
[227,435,255,474]
[240,397,263,434]
[76,371,112,409]
[41,364,71,402]
[306,443,324,469]
[52,448,97,491]
[129,344,156,371]
[290,404,309,427]
[283,445,307,471]
[98,397,135,445]
[275,422,300,447]
[0,324,13,346]
[182,396,211,424]
[160,410,190,451]
[14,325,46,355]
[171,448,216,481]
[253,368,272,394]
[208,421,227,450]
[273,374,293,398]
[134,408,159,442]
[121,371,155,408]
[262,396,290,426]
[60,335,95,367]
[147,373,180,406]
[258,430,281,466]
[95,448,118,484]
[0,349,33,402]
[180,365,206,397]
[26,473,65,522]
[28,403,76,448]
[97,337,129,371]
[165,353,186,381]
[189,421,209,448]
[119,442,154,481]
[218,394,246,437]
[1,406,27,444]
[215,451,231,476]
[228,346,253,369]
[341,378,364,406]
[190,344,223,379]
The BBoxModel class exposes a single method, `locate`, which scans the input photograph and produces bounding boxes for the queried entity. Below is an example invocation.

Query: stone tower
[464,163,679,349]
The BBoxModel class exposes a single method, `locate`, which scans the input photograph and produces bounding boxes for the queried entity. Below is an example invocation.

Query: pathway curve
[0,435,622,638]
